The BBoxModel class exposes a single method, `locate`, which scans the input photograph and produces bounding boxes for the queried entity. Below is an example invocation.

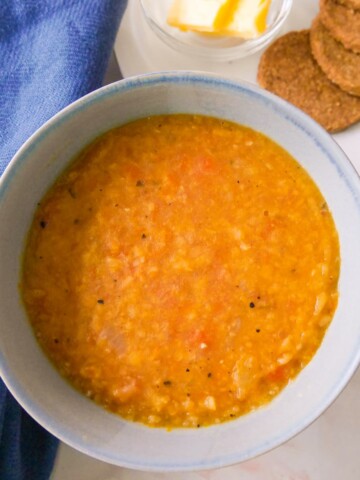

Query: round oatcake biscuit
[319,0,360,53]
[337,0,360,10]
[310,16,360,96]
[257,30,360,132]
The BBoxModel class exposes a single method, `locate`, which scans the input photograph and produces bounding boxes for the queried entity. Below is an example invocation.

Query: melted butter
[167,0,271,38]
[213,0,241,32]
[255,0,270,32]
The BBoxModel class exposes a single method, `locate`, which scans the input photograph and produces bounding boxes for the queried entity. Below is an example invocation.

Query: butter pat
[167,0,272,39]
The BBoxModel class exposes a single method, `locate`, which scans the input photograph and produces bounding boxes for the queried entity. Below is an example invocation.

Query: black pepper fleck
[67,187,76,199]
[142,233,147,239]
[256,329,261,333]
[97,299,104,304]
[249,302,255,308]
[163,380,172,386]
[136,180,144,187]
[39,220,47,229]
[186,368,190,372]
[207,372,212,378]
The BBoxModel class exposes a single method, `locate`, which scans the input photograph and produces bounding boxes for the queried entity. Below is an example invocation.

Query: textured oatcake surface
[310,16,360,96]
[319,0,360,53]
[337,0,360,10]
[257,30,360,132]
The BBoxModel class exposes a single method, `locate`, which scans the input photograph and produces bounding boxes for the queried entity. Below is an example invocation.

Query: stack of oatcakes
[257,0,360,133]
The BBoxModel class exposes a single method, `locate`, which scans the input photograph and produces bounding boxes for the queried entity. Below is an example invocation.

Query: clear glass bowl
[139,0,293,61]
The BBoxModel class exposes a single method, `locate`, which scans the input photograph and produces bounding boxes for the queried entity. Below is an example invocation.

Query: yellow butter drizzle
[256,0,271,33]
[213,0,241,32]
[213,0,270,34]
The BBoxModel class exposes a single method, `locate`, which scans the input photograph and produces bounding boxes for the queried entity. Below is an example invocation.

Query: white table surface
[51,1,360,478]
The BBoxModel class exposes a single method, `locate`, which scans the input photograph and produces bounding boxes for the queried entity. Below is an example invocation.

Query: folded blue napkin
[0,1,127,478]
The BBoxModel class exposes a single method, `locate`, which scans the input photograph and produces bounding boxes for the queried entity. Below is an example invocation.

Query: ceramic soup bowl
[1,72,360,471]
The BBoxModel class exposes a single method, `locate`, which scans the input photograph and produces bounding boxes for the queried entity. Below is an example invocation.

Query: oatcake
[319,0,360,53]
[310,16,360,96]
[257,31,360,132]
[337,0,360,10]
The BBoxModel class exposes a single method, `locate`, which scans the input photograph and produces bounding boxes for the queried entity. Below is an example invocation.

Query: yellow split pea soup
[21,115,340,429]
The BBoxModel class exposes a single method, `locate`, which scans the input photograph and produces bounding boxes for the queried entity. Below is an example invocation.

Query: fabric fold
[0,1,127,478]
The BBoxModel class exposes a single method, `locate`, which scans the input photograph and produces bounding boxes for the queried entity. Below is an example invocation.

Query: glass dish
[139,0,293,61]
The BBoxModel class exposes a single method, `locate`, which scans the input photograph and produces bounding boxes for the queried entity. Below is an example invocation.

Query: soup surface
[21,115,340,428]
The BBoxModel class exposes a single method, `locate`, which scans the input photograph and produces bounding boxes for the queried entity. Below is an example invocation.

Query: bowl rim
[139,0,294,60]
[1,71,360,471]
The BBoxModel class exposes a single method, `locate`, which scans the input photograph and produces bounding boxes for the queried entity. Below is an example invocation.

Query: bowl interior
[140,0,293,60]
[1,72,360,471]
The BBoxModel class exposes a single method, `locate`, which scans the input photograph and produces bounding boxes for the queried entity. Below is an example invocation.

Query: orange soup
[21,115,340,428]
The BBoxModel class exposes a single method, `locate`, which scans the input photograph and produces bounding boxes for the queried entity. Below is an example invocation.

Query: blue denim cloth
[0,1,127,478]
